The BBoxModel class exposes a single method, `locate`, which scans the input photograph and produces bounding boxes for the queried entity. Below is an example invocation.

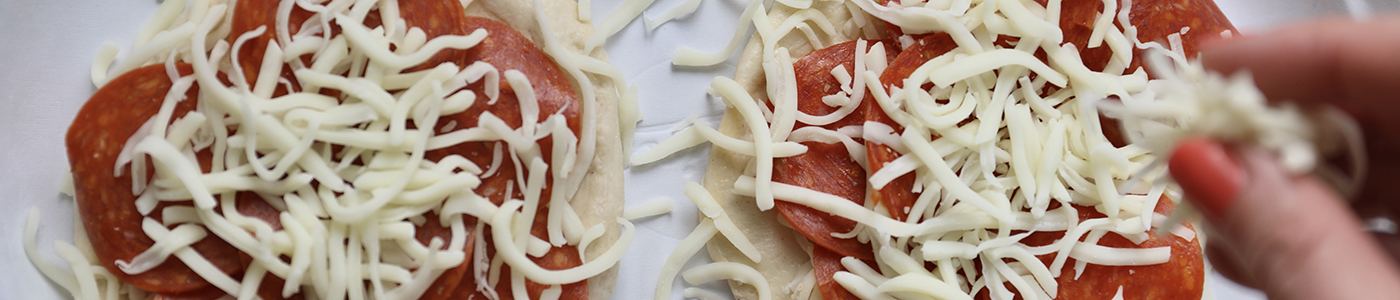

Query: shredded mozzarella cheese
[682,262,772,300]
[684,182,762,262]
[623,198,675,220]
[655,220,719,300]
[644,0,704,31]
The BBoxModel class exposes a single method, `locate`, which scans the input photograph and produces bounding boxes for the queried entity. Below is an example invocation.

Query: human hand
[1168,16,1400,300]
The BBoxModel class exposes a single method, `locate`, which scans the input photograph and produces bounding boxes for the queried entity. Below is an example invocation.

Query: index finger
[1202,16,1400,124]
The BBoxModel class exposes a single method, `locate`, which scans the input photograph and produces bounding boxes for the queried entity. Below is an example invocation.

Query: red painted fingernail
[1168,138,1246,219]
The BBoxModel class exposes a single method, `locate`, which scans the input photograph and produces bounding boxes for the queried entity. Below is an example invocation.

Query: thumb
[1169,138,1400,300]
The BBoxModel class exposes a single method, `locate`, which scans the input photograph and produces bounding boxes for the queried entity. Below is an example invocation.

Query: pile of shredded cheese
[1103,55,1363,192]
[634,0,1351,299]
[27,0,641,299]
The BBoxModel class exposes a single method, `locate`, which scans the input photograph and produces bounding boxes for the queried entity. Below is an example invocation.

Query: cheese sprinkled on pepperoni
[36,0,637,299]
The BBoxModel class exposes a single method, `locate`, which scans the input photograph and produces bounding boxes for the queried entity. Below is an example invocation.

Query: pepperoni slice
[461,16,582,133]
[1013,200,1205,299]
[236,0,450,89]
[439,208,587,299]
[422,16,585,299]
[1055,0,1237,73]
[774,40,897,260]
[426,16,582,164]
[67,64,246,294]
[427,17,581,224]
[449,233,586,299]
[398,0,474,72]
[774,142,871,260]
[462,16,587,298]
[490,231,589,299]
[235,193,284,230]
[145,164,289,299]
[1055,0,1238,146]
[232,0,538,77]
[151,286,226,300]
[793,41,896,129]
[236,195,304,300]
[153,269,304,300]
[812,247,860,300]
[229,0,316,86]
[418,213,478,300]
[255,274,305,300]
[865,33,959,221]
[867,0,911,38]
[499,188,590,298]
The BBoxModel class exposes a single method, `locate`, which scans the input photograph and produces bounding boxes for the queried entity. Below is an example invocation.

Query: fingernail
[1168,138,1246,219]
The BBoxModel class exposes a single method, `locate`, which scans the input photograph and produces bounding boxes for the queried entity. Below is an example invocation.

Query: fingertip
[1168,138,1245,220]
[1197,30,1247,72]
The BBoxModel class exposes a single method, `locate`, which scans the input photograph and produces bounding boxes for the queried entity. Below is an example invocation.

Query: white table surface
[0,0,1387,298]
